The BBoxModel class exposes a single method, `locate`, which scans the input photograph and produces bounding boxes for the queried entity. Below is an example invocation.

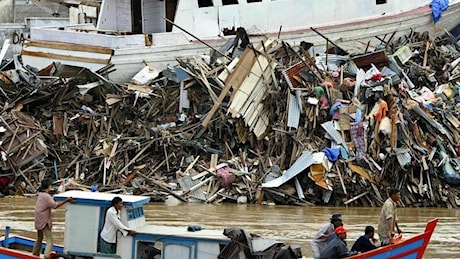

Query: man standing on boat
[32,179,74,258]
[377,187,402,246]
[311,213,343,258]
[99,196,137,254]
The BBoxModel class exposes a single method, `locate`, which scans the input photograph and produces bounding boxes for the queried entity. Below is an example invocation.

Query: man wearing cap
[378,187,402,246]
[351,226,378,253]
[311,213,343,258]
[320,226,358,259]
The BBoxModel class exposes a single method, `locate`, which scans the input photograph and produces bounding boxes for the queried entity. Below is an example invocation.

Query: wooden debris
[0,28,459,209]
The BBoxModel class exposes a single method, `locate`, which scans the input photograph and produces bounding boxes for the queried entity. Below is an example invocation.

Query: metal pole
[163,17,232,60]
[310,27,348,55]
[13,0,15,23]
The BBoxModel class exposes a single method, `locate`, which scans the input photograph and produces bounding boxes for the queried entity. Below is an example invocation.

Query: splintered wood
[0,30,460,208]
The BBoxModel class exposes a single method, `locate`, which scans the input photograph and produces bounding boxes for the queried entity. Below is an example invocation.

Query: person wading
[32,179,74,258]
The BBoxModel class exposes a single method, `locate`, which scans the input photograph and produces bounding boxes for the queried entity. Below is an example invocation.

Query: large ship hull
[20,0,460,84]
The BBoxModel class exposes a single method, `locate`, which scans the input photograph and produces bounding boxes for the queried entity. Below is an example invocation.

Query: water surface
[1,196,459,258]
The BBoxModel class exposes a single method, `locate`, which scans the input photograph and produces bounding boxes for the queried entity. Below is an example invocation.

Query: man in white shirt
[99,196,137,254]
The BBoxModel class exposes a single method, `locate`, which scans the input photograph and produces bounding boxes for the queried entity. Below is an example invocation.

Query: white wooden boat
[21,0,460,84]
[0,190,297,259]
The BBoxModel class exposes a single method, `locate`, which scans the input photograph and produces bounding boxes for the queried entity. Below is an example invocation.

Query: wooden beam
[344,191,370,206]
[24,40,113,54]
[21,50,110,64]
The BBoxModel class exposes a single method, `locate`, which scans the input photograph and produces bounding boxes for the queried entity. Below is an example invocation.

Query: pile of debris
[0,28,459,208]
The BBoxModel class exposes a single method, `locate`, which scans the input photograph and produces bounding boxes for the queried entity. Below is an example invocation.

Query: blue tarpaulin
[322,148,341,162]
[430,0,449,23]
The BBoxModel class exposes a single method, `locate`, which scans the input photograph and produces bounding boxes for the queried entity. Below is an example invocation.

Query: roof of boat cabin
[54,190,150,208]
[136,225,230,241]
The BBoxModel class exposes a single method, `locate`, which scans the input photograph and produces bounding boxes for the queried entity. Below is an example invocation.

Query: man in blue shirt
[351,226,378,253]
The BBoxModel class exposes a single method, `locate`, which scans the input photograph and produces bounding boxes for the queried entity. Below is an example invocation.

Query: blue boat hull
[349,218,438,259]
[0,234,64,259]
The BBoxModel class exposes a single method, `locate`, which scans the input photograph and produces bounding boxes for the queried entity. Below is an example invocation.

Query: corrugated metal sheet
[321,121,349,153]
[316,54,349,71]
[294,177,305,199]
[177,174,206,201]
[389,148,412,169]
[262,151,332,188]
[179,81,190,111]
[262,151,314,188]
[396,152,411,169]
[287,90,301,128]
[281,61,307,89]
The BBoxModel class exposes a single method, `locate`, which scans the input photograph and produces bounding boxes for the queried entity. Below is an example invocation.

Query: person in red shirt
[32,179,73,258]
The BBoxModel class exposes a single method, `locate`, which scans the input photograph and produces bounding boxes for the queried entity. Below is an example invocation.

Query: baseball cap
[334,226,348,234]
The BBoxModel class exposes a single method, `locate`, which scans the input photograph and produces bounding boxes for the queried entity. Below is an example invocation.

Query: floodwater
[1,196,460,258]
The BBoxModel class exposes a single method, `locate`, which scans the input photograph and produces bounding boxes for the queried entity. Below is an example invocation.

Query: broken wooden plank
[344,191,371,206]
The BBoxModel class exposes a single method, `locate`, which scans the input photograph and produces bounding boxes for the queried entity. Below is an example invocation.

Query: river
[1,196,459,258]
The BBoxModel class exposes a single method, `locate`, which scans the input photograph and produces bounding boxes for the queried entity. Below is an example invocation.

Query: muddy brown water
[1,196,459,258]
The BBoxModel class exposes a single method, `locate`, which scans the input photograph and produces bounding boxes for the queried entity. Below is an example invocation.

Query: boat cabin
[54,190,231,259]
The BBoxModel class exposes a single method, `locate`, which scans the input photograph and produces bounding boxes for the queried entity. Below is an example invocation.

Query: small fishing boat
[0,230,64,259]
[0,190,301,259]
[349,218,439,259]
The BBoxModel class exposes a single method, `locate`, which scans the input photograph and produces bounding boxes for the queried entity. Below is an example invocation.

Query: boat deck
[136,225,229,240]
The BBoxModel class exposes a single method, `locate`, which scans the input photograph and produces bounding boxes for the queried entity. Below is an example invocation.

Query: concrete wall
[0,0,14,23]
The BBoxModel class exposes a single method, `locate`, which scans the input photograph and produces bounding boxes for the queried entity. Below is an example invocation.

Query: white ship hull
[21,0,460,84]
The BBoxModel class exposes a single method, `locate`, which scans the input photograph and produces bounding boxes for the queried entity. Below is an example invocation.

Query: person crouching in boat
[311,213,343,258]
[377,187,402,246]
[32,179,74,258]
[99,196,137,254]
[351,226,378,253]
[319,226,358,259]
